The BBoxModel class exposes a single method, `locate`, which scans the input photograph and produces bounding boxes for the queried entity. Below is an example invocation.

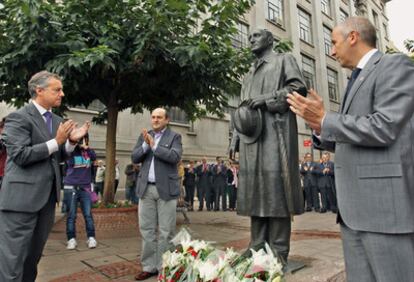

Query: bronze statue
[229,29,306,266]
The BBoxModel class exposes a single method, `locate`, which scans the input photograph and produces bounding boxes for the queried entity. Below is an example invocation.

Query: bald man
[288,17,414,281]
[131,108,182,280]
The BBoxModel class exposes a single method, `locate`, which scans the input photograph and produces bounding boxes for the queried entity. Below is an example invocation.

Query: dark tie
[343,68,362,105]
[43,111,52,134]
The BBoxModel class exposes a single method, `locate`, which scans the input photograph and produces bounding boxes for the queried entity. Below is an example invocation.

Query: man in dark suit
[212,157,227,211]
[183,160,196,211]
[315,152,336,213]
[0,71,90,282]
[131,108,182,280]
[195,157,211,211]
[300,153,318,212]
[288,17,414,281]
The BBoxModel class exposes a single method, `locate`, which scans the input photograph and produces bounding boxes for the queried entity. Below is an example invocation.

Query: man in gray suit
[131,108,182,280]
[288,17,414,281]
[0,71,90,281]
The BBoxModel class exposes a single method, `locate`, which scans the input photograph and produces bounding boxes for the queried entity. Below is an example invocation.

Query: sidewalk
[38,207,345,282]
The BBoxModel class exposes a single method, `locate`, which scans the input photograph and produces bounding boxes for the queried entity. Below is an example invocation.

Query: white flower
[162,250,184,268]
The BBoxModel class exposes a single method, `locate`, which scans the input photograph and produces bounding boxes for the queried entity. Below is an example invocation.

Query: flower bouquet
[159,228,284,282]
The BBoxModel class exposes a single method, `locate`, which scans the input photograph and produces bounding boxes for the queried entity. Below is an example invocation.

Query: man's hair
[28,71,61,98]
[338,17,377,48]
[153,107,169,119]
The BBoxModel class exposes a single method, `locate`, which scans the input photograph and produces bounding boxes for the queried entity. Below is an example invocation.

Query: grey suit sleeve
[2,111,49,166]
[131,134,148,164]
[153,133,182,164]
[321,54,414,147]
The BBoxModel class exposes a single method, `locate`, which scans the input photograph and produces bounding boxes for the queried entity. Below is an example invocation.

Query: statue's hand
[248,97,266,109]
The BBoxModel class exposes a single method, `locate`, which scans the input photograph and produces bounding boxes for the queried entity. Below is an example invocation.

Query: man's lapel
[342,51,382,113]
[27,102,52,139]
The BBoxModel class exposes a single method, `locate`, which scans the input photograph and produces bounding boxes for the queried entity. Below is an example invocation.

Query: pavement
[37,197,346,282]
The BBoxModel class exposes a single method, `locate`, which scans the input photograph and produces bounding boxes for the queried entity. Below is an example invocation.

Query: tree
[0,0,256,204]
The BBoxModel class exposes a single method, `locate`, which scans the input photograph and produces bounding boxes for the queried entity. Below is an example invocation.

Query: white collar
[32,100,50,116]
[356,49,378,69]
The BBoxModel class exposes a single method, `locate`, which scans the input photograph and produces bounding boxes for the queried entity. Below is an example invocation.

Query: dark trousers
[213,182,226,211]
[250,216,291,266]
[94,182,104,196]
[304,184,314,209]
[184,185,195,208]
[228,184,237,210]
[312,185,320,210]
[197,185,206,210]
[319,185,337,212]
[205,185,214,211]
[0,188,56,282]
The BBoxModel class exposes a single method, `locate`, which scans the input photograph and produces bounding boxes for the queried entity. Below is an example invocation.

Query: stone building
[0,0,392,187]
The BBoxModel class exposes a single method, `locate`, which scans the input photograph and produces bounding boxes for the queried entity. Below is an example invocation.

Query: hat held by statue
[233,100,263,144]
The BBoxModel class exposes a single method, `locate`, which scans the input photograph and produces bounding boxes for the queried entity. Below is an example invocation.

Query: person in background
[125,163,140,205]
[94,160,105,197]
[195,157,211,211]
[0,117,7,188]
[300,153,318,212]
[64,134,97,250]
[114,159,120,195]
[183,160,196,211]
[227,160,239,212]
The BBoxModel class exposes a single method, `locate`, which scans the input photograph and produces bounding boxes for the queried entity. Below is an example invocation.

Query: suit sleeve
[131,134,148,164]
[2,111,50,167]
[266,54,307,114]
[321,54,414,147]
[153,133,182,164]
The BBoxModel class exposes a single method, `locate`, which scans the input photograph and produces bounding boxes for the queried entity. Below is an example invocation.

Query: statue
[229,29,307,266]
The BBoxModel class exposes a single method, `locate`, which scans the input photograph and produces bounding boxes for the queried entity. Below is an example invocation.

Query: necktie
[43,111,52,135]
[343,68,362,105]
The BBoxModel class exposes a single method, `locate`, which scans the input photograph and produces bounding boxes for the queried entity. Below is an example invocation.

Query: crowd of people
[299,152,337,213]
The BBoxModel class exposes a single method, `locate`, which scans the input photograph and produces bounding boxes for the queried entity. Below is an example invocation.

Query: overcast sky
[386,0,414,52]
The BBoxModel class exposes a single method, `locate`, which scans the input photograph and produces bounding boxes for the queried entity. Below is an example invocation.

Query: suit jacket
[131,127,182,201]
[195,164,211,189]
[315,161,334,188]
[314,52,414,234]
[300,161,318,187]
[0,102,66,212]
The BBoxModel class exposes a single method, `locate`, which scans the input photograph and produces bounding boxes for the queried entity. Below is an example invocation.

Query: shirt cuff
[314,113,327,139]
[46,139,59,155]
[142,142,150,152]
[65,140,76,153]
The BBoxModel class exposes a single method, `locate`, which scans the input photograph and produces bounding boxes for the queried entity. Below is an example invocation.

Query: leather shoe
[135,271,158,280]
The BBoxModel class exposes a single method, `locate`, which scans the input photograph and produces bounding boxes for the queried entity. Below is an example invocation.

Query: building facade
[0,0,392,187]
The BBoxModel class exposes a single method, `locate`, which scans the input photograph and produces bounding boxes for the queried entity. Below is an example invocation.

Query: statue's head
[249,29,274,56]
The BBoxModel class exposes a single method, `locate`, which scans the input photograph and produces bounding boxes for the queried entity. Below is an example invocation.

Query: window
[266,0,284,25]
[231,22,249,48]
[168,107,189,124]
[323,25,332,55]
[298,8,312,44]
[339,9,348,23]
[321,0,332,16]
[301,55,316,90]
[327,68,339,102]
[383,23,389,39]
[372,10,380,49]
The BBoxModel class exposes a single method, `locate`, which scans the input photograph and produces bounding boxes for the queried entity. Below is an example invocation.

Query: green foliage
[0,0,255,119]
